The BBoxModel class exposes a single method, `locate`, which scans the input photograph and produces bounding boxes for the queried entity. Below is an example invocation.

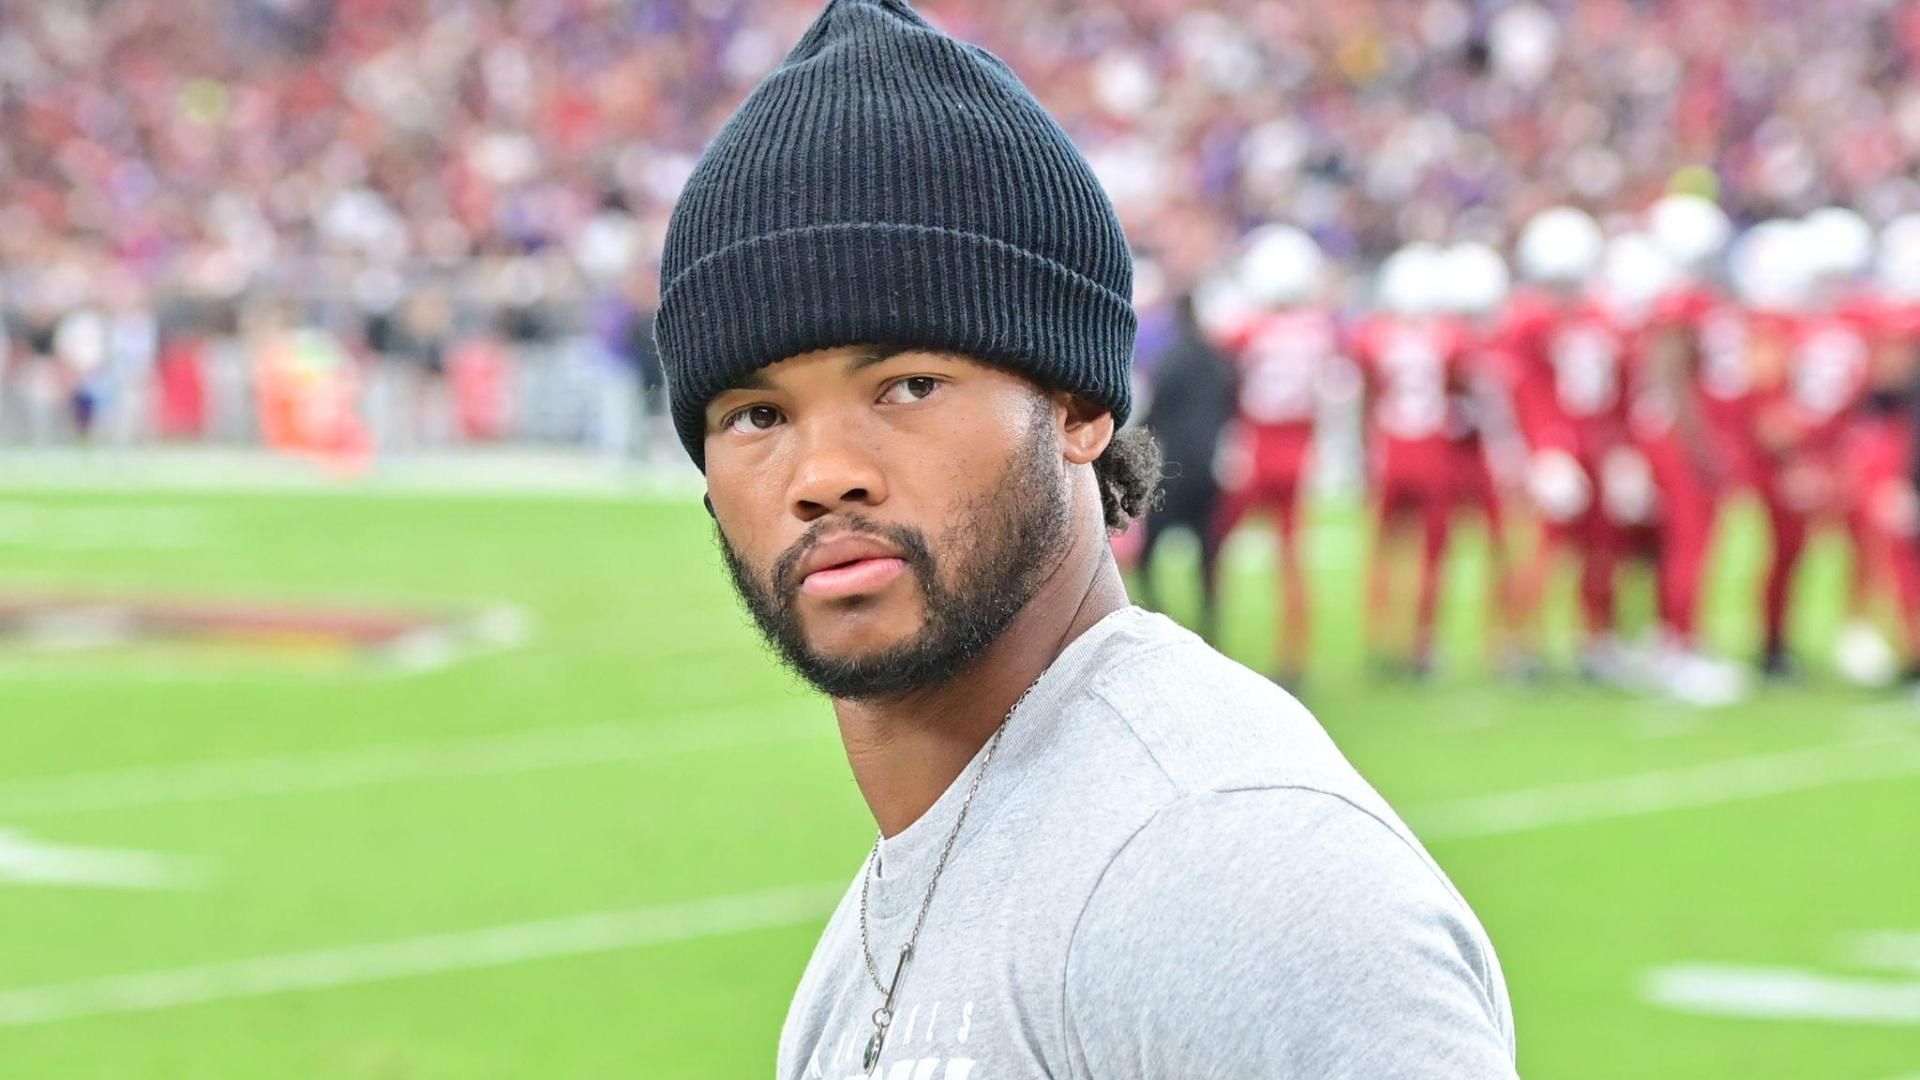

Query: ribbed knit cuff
[658,221,1136,469]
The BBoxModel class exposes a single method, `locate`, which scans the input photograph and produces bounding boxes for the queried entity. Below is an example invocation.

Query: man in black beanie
[656,2,1518,1077]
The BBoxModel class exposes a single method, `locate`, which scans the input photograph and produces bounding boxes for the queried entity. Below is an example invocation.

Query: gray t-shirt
[778,606,1517,1079]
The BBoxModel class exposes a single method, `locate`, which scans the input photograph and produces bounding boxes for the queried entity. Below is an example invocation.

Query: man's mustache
[769,515,938,601]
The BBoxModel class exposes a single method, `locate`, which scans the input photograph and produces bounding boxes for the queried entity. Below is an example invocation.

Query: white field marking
[0,881,844,1027]
[0,706,830,819]
[0,828,205,890]
[1848,933,1920,975]
[1644,964,1920,1025]
[0,603,535,683]
[14,603,139,653]
[366,604,533,677]
[1411,735,1920,840]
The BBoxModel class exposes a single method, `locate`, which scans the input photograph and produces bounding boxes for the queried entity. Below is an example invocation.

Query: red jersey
[1645,285,1770,475]
[1756,307,1874,460]
[1839,292,1920,398]
[1449,323,1503,448]
[1628,285,1722,445]
[1494,290,1630,459]
[1875,297,1920,350]
[1349,315,1467,446]
[1648,284,1748,401]
[1225,308,1335,432]
[1622,326,1677,445]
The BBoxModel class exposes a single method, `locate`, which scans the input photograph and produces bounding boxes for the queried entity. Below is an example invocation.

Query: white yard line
[0,829,205,891]
[0,882,845,1028]
[0,707,830,818]
[1412,735,1920,840]
[1644,964,1920,1025]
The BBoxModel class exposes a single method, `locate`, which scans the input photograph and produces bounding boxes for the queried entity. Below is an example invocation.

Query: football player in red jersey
[1598,231,1680,666]
[1639,194,1750,703]
[1806,207,1919,685]
[1210,225,1334,682]
[1731,219,1870,677]
[1352,243,1471,676]
[1439,241,1528,678]
[1498,208,1639,682]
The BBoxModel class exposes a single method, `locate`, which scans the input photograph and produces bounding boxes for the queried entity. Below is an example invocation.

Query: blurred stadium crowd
[10,0,1920,699]
[7,0,1920,451]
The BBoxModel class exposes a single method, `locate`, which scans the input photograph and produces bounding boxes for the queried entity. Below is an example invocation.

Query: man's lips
[798,555,907,598]
[793,534,911,599]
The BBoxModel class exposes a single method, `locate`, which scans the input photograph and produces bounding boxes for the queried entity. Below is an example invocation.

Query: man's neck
[833,543,1127,839]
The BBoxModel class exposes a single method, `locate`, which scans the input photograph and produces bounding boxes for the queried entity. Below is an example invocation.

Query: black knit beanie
[655,0,1135,468]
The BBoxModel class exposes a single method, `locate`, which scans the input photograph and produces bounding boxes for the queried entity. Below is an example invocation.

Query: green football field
[1,480,1916,1078]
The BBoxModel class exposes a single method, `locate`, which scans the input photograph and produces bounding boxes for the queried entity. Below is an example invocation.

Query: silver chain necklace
[855,679,1038,1076]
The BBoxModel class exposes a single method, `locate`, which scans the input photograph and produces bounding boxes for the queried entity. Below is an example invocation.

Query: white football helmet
[1802,206,1873,283]
[1729,219,1813,311]
[1377,242,1447,316]
[1239,224,1324,307]
[1517,207,1605,286]
[1876,213,1920,302]
[1192,272,1254,341]
[1602,231,1679,322]
[1441,242,1511,317]
[1648,193,1731,275]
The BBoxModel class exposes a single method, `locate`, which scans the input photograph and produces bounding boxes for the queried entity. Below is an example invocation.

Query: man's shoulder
[1060,611,1448,923]
[1061,784,1517,1077]
[1072,608,1362,799]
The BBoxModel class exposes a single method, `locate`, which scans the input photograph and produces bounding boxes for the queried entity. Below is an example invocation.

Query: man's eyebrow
[717,348,907,395]
[845,346,908,373]
[717,369,775,393]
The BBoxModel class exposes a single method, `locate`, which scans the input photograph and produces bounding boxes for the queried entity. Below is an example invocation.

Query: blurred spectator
[391,286,457,448]
[1136,291,1238,643]
[619,262,668,463]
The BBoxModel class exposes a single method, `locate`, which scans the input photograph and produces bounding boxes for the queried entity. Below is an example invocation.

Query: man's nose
[785,420,889,522]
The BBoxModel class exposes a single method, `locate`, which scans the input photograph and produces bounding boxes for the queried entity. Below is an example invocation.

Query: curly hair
[1091,425,1164,533]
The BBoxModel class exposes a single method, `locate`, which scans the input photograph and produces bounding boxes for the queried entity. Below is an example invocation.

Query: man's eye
[725,405,783,434]
[880,376,943,404]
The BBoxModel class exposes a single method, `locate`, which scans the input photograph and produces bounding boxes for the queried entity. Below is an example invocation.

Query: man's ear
[1054,392,1115,466]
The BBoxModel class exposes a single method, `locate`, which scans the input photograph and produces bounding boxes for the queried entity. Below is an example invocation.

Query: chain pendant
[856,680,1034,1077]
[863,945,913,1076]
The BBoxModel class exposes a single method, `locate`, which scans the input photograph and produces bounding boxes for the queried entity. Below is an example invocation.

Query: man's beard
[715,411,1071,701]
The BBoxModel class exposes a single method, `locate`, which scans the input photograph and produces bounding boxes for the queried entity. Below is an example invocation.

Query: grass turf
[0,487,1914,1078]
